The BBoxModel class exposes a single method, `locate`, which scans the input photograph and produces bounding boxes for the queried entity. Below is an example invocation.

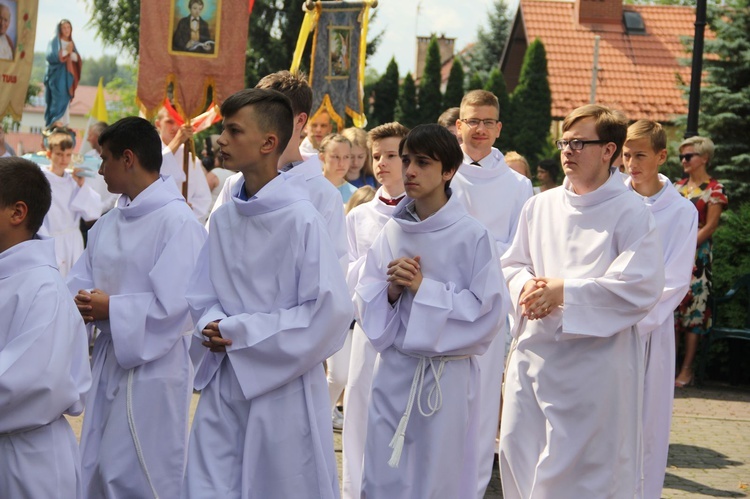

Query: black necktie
[470,161,481,167]
[379,195,404,206]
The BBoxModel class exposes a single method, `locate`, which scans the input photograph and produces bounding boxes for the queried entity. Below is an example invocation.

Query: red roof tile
[519,0,700,121]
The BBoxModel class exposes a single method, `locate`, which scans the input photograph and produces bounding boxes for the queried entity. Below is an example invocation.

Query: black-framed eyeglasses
[555,139,609,151]
[460,118,499,128]
[679,153,699,162]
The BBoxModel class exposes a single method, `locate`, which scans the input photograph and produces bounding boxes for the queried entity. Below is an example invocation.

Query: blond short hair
[562,104,628,166]
[460,90,499,118]
[626,120,667,152]
[504,151,531,177]
[345,185,376,214]
[679,136,715,164]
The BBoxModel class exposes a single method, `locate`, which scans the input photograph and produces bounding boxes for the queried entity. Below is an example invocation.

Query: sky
[34,0,513,76]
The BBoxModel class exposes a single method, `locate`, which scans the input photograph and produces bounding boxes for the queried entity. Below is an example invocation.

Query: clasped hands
[519,277,564,320]
[202,320,231,353]
[74,289,110,324]
[386,256,422,304]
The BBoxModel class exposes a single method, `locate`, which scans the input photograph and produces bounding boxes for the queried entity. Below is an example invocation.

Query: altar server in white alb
[184,89,352,498]
[452,89,533,498]
[499,105,665,499]
[354,124,509,498]
[38,131,102,277]
[622,120,698,498]
[67,117,207,498]
[156,107,213,222]
[207,71,347,265]
[341,121,409,499]
[0,158,91,499]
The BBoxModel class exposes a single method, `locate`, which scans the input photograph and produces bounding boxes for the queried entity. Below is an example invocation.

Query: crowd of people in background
[0,64,730,499]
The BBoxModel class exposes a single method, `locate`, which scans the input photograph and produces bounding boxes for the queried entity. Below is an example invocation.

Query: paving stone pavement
[67,383,749,498]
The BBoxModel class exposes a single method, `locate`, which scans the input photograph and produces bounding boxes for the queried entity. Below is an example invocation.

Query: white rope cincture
[387,355,468,468]
[127,368,160,499]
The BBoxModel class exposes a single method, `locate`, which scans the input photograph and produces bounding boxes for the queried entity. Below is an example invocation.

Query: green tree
[85,0,141,58]
[468,73,484,91]
[484,67,512,151]
[80,55,119,86]
[462,0,512,79]
[695,0,750,206]
[510,38,551,162]
[417,36,443,124]
[443,58,465,109]
[105,65,139,122]
[395,72,418,129]
[370,57,400,127]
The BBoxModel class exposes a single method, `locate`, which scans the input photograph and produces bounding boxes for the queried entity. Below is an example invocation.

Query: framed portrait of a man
[0,0,17,61]
[169,0,221,57]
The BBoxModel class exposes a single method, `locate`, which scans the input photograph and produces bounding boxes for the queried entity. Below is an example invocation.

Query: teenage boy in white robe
[38,132,102,277]
[622,120,698,498]
[67,117,207,498]
[451,89,533,498]
[354,124,509,498]
[0,158,91,499]
[341,121,410,499]
[207,71,347,265]
[499,105,665,499]
[184,88,352,498]
[156,108,213,222]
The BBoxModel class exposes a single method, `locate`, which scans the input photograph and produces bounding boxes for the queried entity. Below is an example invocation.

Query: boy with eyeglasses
[499,105,665,499]
[622,120,697,498]
[451,89,532,498]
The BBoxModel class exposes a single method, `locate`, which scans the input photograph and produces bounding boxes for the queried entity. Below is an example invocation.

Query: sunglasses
[679,153,699,162]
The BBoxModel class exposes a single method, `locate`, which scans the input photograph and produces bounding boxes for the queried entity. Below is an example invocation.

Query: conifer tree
[395,73,419,129]
[510,38,551,162]
[417,36,444,124]
[371,58,400,127]
[443,58,465,109]
[697,0,750,205]
[484,67,512,151]
[461,0,513,79]
[468,73,484,91]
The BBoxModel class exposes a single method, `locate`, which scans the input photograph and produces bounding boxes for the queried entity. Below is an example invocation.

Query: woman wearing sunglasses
[673,136,728,387]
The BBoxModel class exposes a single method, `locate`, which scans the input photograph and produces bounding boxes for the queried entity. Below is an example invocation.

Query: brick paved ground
[67,383,749,498]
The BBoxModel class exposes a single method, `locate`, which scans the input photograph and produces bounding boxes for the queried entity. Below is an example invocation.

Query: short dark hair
[0,157,52,234]
[255,71,313,121]
[536,158,560,182]
[221,88,295,155]
[437,107,460,128]
[99,117,163,173]
[189,0,203,8]
[562,105,627,167]
[399,124,463,188]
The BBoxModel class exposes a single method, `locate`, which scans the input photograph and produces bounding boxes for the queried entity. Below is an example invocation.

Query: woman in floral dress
[674,136,728,387]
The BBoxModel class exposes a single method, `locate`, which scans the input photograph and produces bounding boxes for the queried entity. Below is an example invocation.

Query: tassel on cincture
[388,433,405,468]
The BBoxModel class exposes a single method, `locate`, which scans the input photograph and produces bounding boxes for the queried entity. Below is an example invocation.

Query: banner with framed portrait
[0,0,39,121]
[138,0,250,120]
[291,1,375,131]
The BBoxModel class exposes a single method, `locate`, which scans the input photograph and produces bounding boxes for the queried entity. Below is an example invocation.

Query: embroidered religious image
[328,26,351,78]
[170,0,219,56]
[0,0,17,61]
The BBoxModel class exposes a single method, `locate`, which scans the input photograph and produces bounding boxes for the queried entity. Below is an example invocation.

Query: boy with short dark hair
[0,157,91,499]
[622,119,698,498]
[39,130,101,276]
[354,124,508,498]
[341,121,410,498]
[184,88,352,498]
[67,117,207,498]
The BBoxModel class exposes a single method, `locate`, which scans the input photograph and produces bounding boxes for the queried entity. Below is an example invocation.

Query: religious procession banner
[137,0,251,120]
[291,0,375,130]
[0,0,39,120]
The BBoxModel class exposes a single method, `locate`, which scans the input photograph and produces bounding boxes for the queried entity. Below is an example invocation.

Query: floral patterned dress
[674,178,728,335]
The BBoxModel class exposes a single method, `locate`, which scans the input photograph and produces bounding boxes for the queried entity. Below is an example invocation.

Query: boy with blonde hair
[622,119,697,498]
[500,105,664,498]
[38,131,101,276]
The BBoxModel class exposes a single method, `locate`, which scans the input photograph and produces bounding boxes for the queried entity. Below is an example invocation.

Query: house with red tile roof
[500,0,701,123]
